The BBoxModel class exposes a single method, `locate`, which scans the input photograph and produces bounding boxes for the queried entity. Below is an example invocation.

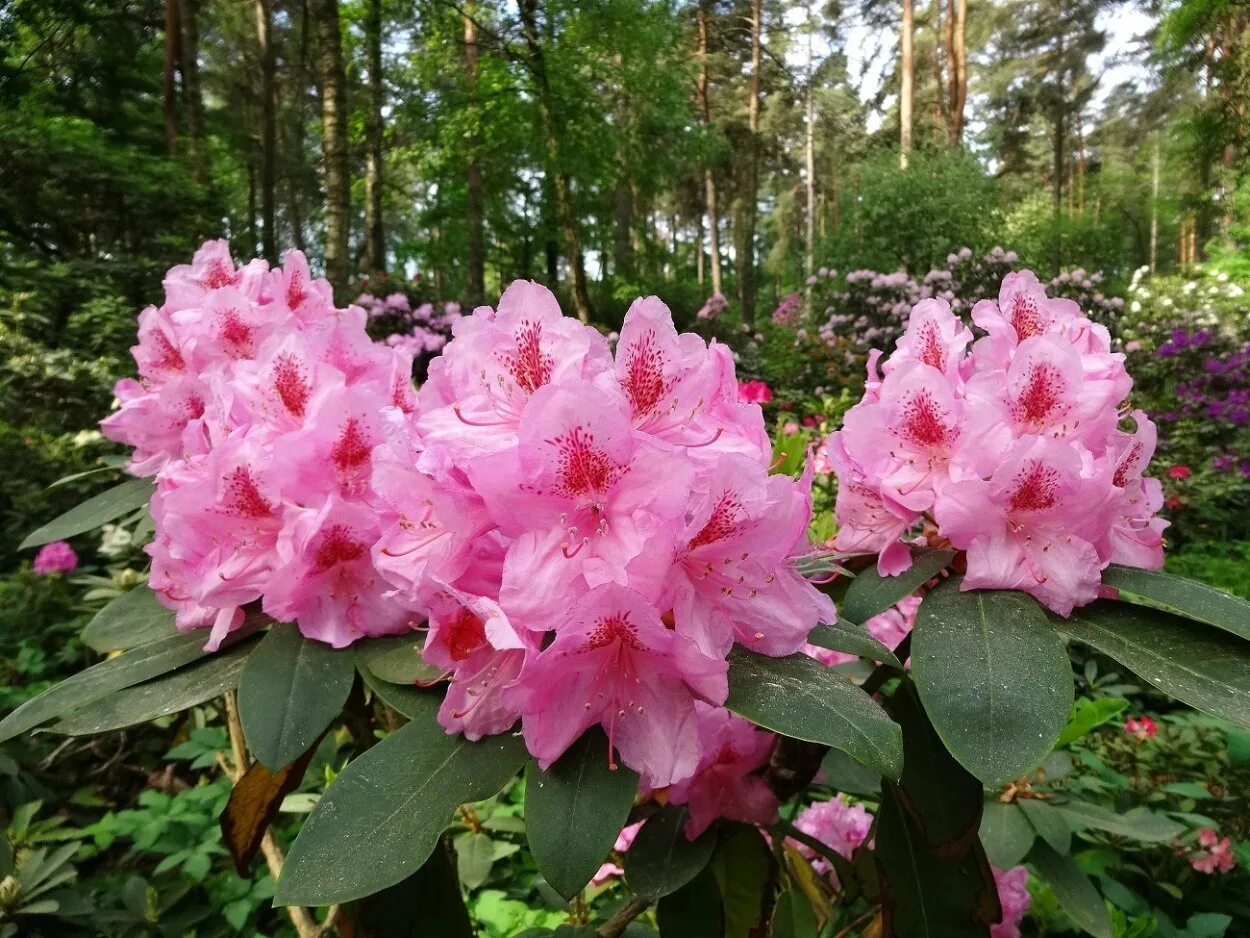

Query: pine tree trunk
[697,1,722,297]
[805,26,815,290]
[310,0,350,296]
[740,0,762,323]
[464,7,485,305]
[255,0,277,263]
[1052,32,1065,275]
[364,0,386,278]
[900,0,914,168]
[164,0,181,155]
[947,0,967,145]
[179,0,207,178]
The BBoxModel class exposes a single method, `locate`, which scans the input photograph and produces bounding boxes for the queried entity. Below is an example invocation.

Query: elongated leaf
[771,889,818,938]
[725,648,902,779]
[1054,601,1250,728]
[455,832,496,889]
[912,579,1073,784]
[221,738,320,874]
[20,478,154,549]
[1019,799,1070,855]
[354,634,443,684]
[525,728,638,900]
[656,867,723,938]
[238,624,356,771]
[0,631,209,744]
[275,700,526,906]
[356,842,473,938]
[712,823,777,938]
[980,803,1035,869]
[1102,565,1250,642]
[841,548,953,625]
[625,806,717,901]
[806,618,902,668]
[1028,842,1112,938]
[1054,801,1184,843]
[360,665,440,720]
[81,587,176,653]
[1055,697,1129,748]
[52,639,256,735]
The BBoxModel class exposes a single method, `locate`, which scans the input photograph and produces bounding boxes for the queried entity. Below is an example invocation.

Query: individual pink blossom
[991,865,1031,938]
[1124,715,1158,740]
[885,298,973,381]
[1191,828,1236,874]
[591,821,644,885]
[32,541,77,575]
[1100,412,1168,569]
[737,380,773,405]
[789,797,873,885]
[666,702,779,838]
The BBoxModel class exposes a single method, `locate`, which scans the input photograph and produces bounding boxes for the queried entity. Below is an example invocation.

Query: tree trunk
[946,0,966,145]
[464,8,485,304]
[284,0,311,252]
[931,0,947,139]
[1149,137,1160,275]
[164,0,181,155]
[179,0,206,177]
[364,0,386,278]
[310,0,350,296]
[613,179,632,280]
[695,214,704,287]
[1052,31,1065,276]
[697,1,722,297]
[900,0,914,168]
[255,0,277,263]
[804,5,816,292]
[740,0,762,323]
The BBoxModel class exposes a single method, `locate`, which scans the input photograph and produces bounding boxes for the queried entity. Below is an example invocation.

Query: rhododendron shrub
[9,242,1250,938]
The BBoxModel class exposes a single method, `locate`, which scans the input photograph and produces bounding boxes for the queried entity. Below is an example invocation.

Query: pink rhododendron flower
[789,796,873,885]
[829,268,1165,615]
[991,865,1031,938]
[591,821,644,885]
[737,380,773,404]
[1191,828,1236,874]
[667,702,778,838]
[32,541,77,575]
[1124,714,1158,740]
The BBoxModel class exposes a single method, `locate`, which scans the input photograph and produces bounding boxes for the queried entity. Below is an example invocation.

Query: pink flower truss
[991,865,1032,938]
[789,796,874,886]
[32,541,77,575]
[1124,714,1158,740]
[737,379,774,405]
[828,270,1167,616]
[1191,828,1237,874]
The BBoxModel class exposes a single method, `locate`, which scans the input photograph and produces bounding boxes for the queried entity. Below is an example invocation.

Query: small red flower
[1168,465,1191,480]
[1124,715,1158,740]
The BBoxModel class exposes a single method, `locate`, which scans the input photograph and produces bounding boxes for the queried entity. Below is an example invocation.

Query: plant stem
[598,895,649,938]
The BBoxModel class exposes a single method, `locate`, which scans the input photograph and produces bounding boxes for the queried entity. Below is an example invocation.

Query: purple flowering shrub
[355,279,462,380]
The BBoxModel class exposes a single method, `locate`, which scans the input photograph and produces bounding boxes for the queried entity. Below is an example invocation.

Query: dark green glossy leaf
[275,705,526,906]
[1028,842,1112,938]
[656,867,723,938]
[806,617,902,668]
[818,748,882,797]
[1055,697,1129,748]
[1055,600,1250,728]
[359,664,440,719]
[1102,565,1250,642]
[979,802,1034,870]
[840,548,953,624]
[1054,801,1184,843]
[238,624,356,771]
[912,579,1073,784]
[0,631,209,744]
[712,824,777,938]
[354,634,443,684]
[81,586,176,653]
[20,478,154,549]
[1018,799,1070,855]
[625,806,717,902]
[525,728,638,900]
[725,648,902,779]
[52,638,256,734]
[356,841,473,938]
[771,889,818,938]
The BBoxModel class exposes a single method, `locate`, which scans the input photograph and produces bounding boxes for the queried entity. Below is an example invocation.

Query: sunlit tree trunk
[164,0,181,155]
[697,0,722,297]
[179,0,206,178]
[255,0,277,263]
[900,0,913,168]
[947,0,967,145]
[364,0,386,278]
[1149,137,1160,275]
[310,0,350,295]
[464,7,485,304]
[739,0,762,323]
[804,4,815,296]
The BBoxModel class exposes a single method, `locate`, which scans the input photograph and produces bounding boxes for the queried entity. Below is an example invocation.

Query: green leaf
[806,617,902,668]
[356,841,473,938]
[711,824,777,938]
[360,665,440,719]
[770,890,818,938]
[1053,801,1184,843]
[52,639,256,735]
[725,648,902,779]
[1102,565,1250,642]
[354,634,443,685]
[0,631,209,744]
[275,703,526,906]
[912,579,1073,784]
[1055,697,1130,748]
[1028,842,1112,938]
[1018,799,1071,855]
[840,547,953,624]
[1054,600,1250,728]
[237,624,356,771]
[81,586,177,653]
[20,478,154,550]
[455,832,496,890]
[656,867,723,938]
[980,802,1035,869]
[624,806,717,901]
[818,748,882,797]
[524,728,638,900]
[876,682,1001,938]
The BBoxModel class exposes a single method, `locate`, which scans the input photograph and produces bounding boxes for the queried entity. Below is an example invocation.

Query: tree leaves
[1018,799,1070,855]
[275,700,526,907]
[0,631,209,744]
[725,648,903,779]
[624,806,717,901]
[806,617,902,668]
[20,478,154,550]
[840,548,953,624]
[912,579,1073,784]
[656,867,724,938]
[1028,842,1112,938]
[237,624,356,771]
[1055,697,1129,748]
[524,728,638,900]
[1101,564,1250,642]
[81,586,175,653]
[1054,600,1250,728]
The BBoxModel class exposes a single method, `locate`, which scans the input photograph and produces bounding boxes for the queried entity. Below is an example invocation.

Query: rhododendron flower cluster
[32,541,77,575]
[1191,828,1237,874]
[828,270,1168,615]
[991,865,1032,938]
[101,240,418,650]
[1124,714,1158,740]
